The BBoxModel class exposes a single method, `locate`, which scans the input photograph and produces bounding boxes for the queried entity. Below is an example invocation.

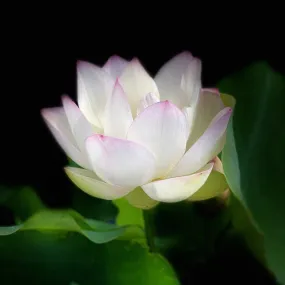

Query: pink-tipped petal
[77,61,114,128]
[103,55,129,79]
[85,135,156,188]
[155,51,194,108]
[186,89,226,149]
[65,167,132,200]
[127,101,188,179]
[104,81,133,139]
[169,107,232,178]
[137,92,159,115]
[142,163,214,202]
[62,95,94,151]
[41,107,91,169]
[119,59,159,116]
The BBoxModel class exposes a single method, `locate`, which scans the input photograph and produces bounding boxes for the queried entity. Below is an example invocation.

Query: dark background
[2,24,284,207]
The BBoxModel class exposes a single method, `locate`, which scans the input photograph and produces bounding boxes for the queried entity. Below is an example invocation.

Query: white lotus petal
[137,92,159,115]
[77,61,114,128]
[65,167,132,200]
[169,107,232,177]
[127,101,188,178]
[125,187,159,209]
[155,52,194,108]
[119,59,159,116]
[41,107,91,169]
[186,89,225,148]
[86,135,156,187]
[104,81,133,139]
[181,58,202,106]
[62,95,82,129]
[182,106,195,140]
[62,95,94,151]
[142,163,213,202]
[103,55,129,79]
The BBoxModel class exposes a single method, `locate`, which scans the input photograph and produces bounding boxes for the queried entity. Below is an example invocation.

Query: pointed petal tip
[128,57,144,68]
[61,94,74,104]
[175,50,193,59]
[202,88,220,95]
[40,107,60,120]
[107,54,124,62]
[76,59,86,67]
[76,60,99,71]
[40,108,51,121]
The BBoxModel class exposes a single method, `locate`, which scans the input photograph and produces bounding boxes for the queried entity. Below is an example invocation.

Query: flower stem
[143,209,156,252]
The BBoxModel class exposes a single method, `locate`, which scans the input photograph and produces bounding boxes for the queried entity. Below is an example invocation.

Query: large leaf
[0,186,143,244]
[0,209,135,244]
[0,231,180,285]
[219,62,285,283]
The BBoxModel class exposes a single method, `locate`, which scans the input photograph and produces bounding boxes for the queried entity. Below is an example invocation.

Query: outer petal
[142,163,213,202]
[188,160,228,201]
[62,95,94,151]
[137,92,159,115]
[65,167,132,200]
[77,61,114,128]
[186,89,226,149]
[41,107,91,169]
[104,81,133,139]
[125,187,159,209]
[169,107,232,178]
[119,59,159,116]
[103,55,129,80]
[86,135,156,187]
[127,101,188,179]
[154,52,195,108]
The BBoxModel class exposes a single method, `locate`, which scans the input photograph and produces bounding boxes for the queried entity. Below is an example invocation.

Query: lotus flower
[41,52,233,209]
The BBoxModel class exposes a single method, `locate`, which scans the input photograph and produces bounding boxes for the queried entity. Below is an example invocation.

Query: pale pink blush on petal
[202,88,220,94]
[85,134,156,188]
[103,55,129,80]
